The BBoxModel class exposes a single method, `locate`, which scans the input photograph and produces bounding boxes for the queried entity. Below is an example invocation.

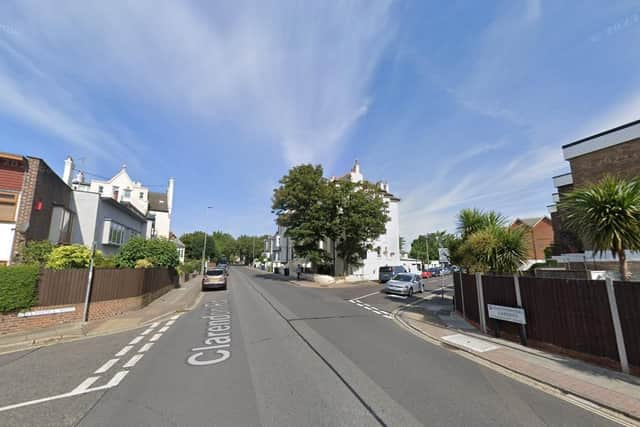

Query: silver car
[384,273,423,296]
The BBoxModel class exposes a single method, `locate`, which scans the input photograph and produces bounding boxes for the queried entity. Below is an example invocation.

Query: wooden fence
[453,273,640,371]
[37,267,178,306]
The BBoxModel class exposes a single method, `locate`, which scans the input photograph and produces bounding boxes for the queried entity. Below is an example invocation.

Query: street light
[201,206,213,274]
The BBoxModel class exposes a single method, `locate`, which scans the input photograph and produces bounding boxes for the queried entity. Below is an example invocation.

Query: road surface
[0,267,618,426]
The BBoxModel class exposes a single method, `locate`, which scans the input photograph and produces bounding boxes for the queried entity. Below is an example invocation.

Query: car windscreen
[206,270,224,276]
[379,266,393,272]
[392,274,412,282]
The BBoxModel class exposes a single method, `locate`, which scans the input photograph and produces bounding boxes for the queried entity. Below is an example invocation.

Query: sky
[1,1,640,242]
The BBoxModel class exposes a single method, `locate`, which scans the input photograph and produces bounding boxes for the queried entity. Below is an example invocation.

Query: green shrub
[17,240,55,266]
[115,237,179,269]
[94,254,116,269]
[46,245,95,270]
[0,264,39,314]
[177,259,201,275]
[135,259,154,269]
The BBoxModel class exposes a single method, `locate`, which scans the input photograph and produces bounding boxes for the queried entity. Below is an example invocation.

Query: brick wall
[10,157,73,262]
[0,284,173,335]
[531,219,553,259]
[0,156,26,191]
[570,137,640,188]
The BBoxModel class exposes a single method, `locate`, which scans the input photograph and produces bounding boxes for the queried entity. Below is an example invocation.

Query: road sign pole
[82,242,96,322]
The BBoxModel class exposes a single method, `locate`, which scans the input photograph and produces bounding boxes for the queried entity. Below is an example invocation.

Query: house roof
[101,197,147,222]
[513,217,548,228]
[148,191,168,212]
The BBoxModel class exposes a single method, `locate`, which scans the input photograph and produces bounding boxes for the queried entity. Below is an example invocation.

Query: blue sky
[1,1,639,241]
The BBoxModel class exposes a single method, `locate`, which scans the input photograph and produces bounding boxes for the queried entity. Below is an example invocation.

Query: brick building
[0,153,74,265]
[511,217,553,261]
[547,119,640,272]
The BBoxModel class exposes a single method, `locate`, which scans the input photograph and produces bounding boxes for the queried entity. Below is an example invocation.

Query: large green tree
[212,231,237,260]
[272,164,332,265]
[179,232,216,260]
[560,176,640,280]
[272,164,390,274]
[330,180,389,275]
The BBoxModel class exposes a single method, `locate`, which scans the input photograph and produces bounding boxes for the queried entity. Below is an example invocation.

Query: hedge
[0,264,39,314]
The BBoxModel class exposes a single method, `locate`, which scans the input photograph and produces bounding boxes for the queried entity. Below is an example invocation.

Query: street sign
[438,248,449,263]
[487,304,526,325]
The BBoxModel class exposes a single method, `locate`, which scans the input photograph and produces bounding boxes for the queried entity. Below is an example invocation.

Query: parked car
[440,267,452,275]
[426,267,442,277]
[379,265,407,282]
[384,273,423,296]
[420,270,433,279]
[202,268,227,291]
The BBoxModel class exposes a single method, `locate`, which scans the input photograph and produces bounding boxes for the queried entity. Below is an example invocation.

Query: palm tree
[456,208,506,239]
[560,176,640,280]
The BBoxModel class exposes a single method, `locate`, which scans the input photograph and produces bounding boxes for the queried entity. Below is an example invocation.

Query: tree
[560,176,640,280]
[212,231,236,260]
[179,232,216,260]
[272,164,332,266]
[331,180,389,275]
[449,209,527,273]
[410,231,456,263]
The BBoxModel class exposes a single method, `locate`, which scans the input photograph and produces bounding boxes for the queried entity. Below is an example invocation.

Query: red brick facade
[0,155,26,191]
[0,284,173,335]
[512,218,554,259]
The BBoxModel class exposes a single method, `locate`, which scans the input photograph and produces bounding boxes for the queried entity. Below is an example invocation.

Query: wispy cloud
[1,1,392,166]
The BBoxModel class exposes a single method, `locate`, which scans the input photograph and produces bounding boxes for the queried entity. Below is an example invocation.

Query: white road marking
[105,370,129,387]
[141,327,154,336]
[149,333,162,342]
[159,326,170,333]
[123,354,144,368]
[139,342,154,353]
[383,315,393,319]
[115,345,134,357]
[388,294,407,300]
[129,336,144,345]
[94,358,119,374]
[0,371,130,413]
[150,322,160,328]
[166,320,176,326]
[71,376,101,393]
[170,314,180,320]
[363,306,373,311]
[352,290,381,300]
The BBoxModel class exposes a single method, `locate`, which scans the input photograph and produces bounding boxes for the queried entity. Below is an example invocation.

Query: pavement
[0,267,634,426]
[0,274,204,355]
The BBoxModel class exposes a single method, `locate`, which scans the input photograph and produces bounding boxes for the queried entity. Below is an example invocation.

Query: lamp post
[201,206,213,274]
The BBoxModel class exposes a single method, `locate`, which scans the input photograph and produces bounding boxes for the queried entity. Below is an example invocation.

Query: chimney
[63,156,74,185]
[167,177,175,215]
[352,159,360,174]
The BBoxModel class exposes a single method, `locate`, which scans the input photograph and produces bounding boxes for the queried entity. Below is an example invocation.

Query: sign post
[487,304,527,344]
[82,242,96,322]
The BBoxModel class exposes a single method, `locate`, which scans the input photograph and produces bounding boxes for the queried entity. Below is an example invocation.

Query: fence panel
[614,281,640,367]
[453,273,463,313]
[481,275,519,336]
[91,268,144,301]
[461,274,479,323]
[518,277,619,361]
[37,269,88,306]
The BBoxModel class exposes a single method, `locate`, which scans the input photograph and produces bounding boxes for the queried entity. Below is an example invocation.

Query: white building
[266,160,401,281]
[61,157,177,256]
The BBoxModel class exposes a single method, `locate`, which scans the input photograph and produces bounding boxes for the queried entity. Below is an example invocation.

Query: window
[123,189,131,199]
[98,186,104,194]
[139,192,144,200]
[0,191,18,222]
[105,221,126,245]
[48,206,74,244]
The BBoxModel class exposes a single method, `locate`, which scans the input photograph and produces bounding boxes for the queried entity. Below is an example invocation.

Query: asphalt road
[0,267,618,426]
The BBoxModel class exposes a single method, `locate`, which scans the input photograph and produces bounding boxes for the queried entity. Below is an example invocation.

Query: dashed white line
[159,326,170,333]
[71,376,101,393]
[123,354,144,368]
[149,333,162,342]
[139,343,154,353]
[170,314,180,320]
[352,290,381,300]
[129,336,144,345]
[115,345,134,357]
[141,327,154,336]
[94,358,119,374]
[166,319,176,326]
[150,322,160,328]
[363,306,373,311]
[105,370,129,387]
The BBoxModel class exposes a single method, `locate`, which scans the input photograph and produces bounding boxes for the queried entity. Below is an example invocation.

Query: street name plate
[487,304,526,325]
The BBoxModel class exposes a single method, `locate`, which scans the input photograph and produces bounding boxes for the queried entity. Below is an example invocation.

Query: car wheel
[408,287,413,297]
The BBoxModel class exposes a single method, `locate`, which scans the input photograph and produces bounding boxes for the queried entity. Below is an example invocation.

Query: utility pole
[425,233,430,268]
[252,236,255,265]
